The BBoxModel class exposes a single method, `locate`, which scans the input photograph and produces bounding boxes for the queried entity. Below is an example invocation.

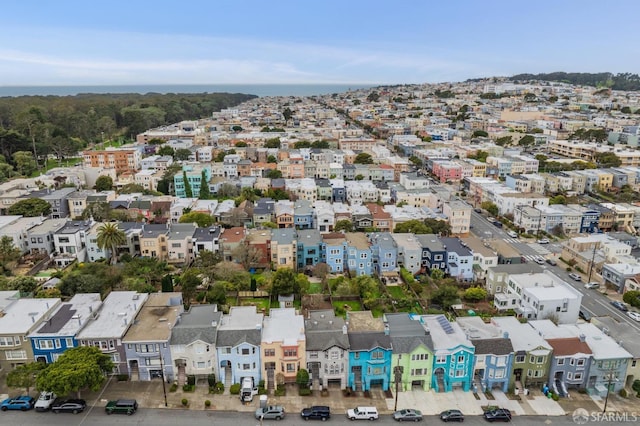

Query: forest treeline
[0,92,257,175]
[510,72,640,91]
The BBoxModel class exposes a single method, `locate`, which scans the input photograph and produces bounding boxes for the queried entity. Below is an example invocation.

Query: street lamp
[393,356,403,411]
[159,348,168,407]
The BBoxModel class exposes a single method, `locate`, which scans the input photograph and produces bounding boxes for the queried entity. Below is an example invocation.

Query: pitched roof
[546,337,592,357]
[471,338,514,355]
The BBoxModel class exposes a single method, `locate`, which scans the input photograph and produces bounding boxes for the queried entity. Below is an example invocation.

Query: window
[264,349,275,357]
[515,355,525,363]
[354,352,360,360]
[536,356,544,364]
[576,359,585,367]
[411,353,428,361]
[371,351,383,359]
[283,348,297,357]
[40,340,55,350]
[360,253,367,259]
[557,358,565,366]
[242,364,251,370]
[411,368,425,376]
[457,355,464,363]
[242,348,250,355]
[574,372,583,381]
[455,369,464,377]
[436,355,446,363]
[286,363,296,373]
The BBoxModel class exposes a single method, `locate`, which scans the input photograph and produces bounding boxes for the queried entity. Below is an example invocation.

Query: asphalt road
[0,410,591,426]
[469,208,640,329]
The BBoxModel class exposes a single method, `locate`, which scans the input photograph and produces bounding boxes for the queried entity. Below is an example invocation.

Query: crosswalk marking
[523,255,544,262]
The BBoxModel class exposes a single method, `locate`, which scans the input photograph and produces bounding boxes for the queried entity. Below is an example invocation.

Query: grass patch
[31,157,83,177]
[308,282,323,294]
[387,286,407,300]
[333,300,362,317]
[240,297,271,312]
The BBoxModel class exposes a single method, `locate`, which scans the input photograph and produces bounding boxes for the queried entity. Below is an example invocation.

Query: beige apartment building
[83,148,141,174]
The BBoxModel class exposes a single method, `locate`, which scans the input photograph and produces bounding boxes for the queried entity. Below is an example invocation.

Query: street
[0,409,596,426]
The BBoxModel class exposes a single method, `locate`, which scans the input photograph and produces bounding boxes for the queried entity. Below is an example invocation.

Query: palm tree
[96,222,126,265]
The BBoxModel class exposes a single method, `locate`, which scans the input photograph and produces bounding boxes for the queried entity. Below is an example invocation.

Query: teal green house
[384,313,434,391]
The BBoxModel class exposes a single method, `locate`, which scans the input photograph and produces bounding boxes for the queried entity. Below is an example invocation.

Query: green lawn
[308,282,323,294]
[386,286,407,300]
[31,158,83,177]
[240,298,271,312]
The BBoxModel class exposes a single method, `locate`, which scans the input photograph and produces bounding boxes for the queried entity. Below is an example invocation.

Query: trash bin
[259,395,268,408]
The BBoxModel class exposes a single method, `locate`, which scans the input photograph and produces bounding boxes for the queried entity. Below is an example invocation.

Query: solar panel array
[437,315,455,334]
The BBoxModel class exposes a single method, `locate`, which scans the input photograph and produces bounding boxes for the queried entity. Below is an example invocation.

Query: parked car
[483,408,512,422]
[301,405,330,421]
[256,405,285,420]
[346,406,379,421]
[611,301,629,312]
[51,399,86,414]
[34,391,56,412]
[474,208,482,214]
[568,273,582,281]
[507,230,518,238]
[627,311,640,322]
[534,257,545,265]
[440,409,465,422]
[579,310,592,322]
[584,282,600,289]
[105,399,137,415]
[537,238,550,244]
[393,408,423,422]
[546,258,557,266]
[492,221,503,228]
[0,396,35,411]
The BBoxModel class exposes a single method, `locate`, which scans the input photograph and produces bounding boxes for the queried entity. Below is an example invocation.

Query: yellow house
[139,225,169,260]
[261,308,306,387]
[594,170,613,191]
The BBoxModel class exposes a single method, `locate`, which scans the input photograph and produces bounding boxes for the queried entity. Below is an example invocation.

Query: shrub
[230,383,241,395]
[619,388,628,398]
[208,374,216,387]
[169,383,178,392]
[343,388,353,397]
[274,384,286,396]
[400,267,415,285]
[551,393,559,401]
[187,375,196,386]
[215,382,224,393]
[258,380,265,389]
[299,387,312,396]
[258,387,268,395]
[181,398,188,407]
[204,399,211,408]
[116,374,129,381]
[182,384,195,392]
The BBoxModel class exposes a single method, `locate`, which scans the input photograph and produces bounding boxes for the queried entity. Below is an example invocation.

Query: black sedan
[51,399,86,414]
[440,409,464,422]
[483,408,511,422]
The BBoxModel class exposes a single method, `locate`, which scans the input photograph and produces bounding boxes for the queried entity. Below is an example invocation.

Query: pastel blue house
[30,293,102,363]
[457,317,514,393]
[344,233,373,277]
[322,233,346,274]
[420,314,474,392]
[216,306,264,386]
[297,229,322,270]
[294,200,314,230]
[369,233,398,276]
[346,311,392,391]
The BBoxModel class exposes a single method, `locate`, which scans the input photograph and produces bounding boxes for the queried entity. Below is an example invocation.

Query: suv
[346,406,379,420]
[546,258,557,266]
[35,391,56,412]
[255,405,285,420]
[507,230,518,238]
[0,396,35,411]
[105,399,138,415]
[301,405,331,421]
[537,238,550,244]
[568,273,582,281]
[584,282,600,289]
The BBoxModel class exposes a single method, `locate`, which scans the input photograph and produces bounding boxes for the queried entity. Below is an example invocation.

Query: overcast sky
[1,0,638,86]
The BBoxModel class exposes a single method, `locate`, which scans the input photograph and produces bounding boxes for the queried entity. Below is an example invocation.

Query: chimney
[578,334,586,342]
[503,331,509,339]
[342,325,348,335]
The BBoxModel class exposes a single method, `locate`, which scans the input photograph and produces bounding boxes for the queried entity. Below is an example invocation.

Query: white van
[507,230,518,238]
[240,377,258,402]
[346,406,379,420]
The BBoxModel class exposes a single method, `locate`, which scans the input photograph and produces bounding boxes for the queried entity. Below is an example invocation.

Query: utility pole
[393,356,403,412]
[587,242,598,283]
[602,367,617,413]
[159,347,168,407]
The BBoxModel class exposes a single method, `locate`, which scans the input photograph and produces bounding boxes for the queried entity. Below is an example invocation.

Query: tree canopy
[354,153,374,164]
[6,362,47,394]
[179,211,214,227]
[7,198,51,217]
[94,175,113,191]
[36,346,114,398]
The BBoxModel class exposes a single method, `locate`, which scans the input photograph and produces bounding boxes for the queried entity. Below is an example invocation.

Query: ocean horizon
[0,84,378,98]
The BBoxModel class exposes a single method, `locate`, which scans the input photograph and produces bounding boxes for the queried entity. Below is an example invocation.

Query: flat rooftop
[123,293,183,342]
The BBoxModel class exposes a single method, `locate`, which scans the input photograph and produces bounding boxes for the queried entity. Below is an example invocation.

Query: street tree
[174,148,192,161]
[8,198,51,217]
[199,170,211,199]
[36,346,114,398]
[495,136,513,146]
[481,201,499,217]
[94,175,113,191]
[394,220,430,234]
[157,145,175,157]
[6,362,47,394]
[96,222,126,265]
[518,135,535,146]
[266,169,282,179]
[0,236,21,274]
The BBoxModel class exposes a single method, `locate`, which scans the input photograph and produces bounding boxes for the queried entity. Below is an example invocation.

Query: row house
[463,237,499,281]
[246,229,272,269]
[344,233,373,277]
[297,229,322,271]
[167,223,197,265]
[369,233,398,276]
[346,311,392,392]
[24,187,77,219]
[294,200,314,230]
[442,200,472,236]
[30,294,102,364]
[385,313,433,392]
[351,205,373,230]
[305,310,350,389]
[76,291,149,375]
[367,203,393,232]
[275,200,294,229]
[0,296,62,370]
[220,227,246,262]
[416,234,447,275]
[457,316,514,393]
[123,293,184,381]
[216,306,263,387]
[322,233,346,274]
[271,228,297,270]
[53,220,92,267]
[253,198,275,226]
[313,201,335,233]
[261,308,306,388]
[391,233,421,275]
[26,218,68,255]
[170,305,222,383]
[441,237,474,282]
[0,216,44,254]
